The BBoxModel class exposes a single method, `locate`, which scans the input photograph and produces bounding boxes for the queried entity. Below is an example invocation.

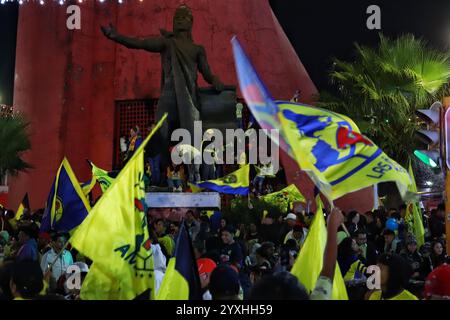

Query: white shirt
[40,248,73,289]
[175,144,201,164]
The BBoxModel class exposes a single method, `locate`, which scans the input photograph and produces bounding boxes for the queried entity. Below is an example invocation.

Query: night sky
[1,1,450,105]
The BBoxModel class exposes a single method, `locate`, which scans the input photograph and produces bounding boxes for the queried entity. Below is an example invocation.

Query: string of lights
[0,0,145,5]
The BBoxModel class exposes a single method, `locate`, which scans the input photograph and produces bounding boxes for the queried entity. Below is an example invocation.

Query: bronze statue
[101,4,224,169]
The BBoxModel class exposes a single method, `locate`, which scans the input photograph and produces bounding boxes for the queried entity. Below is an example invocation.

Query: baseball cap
[197,258,217,275]
[66,262,90,275]
[284,213,297,221]
[424,264,450,299]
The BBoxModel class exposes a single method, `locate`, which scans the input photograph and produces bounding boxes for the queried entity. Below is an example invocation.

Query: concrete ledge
[145,192,221,209]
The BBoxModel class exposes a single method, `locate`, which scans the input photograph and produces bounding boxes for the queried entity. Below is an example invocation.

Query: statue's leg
[155,90,179,174]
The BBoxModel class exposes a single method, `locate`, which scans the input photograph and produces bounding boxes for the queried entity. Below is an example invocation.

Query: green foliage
[318,34,450,165]
[0,113,32,177]
[221,196,285,226]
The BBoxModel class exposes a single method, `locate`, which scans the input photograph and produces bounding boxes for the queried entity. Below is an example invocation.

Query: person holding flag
[290,195,348,300]
[40,232,73,292]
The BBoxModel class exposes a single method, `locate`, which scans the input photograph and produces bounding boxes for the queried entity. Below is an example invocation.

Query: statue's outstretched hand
[101,23,118,40]
[212,77,224,92]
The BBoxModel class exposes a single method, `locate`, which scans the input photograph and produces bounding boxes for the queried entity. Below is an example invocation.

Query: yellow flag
[405,161,425,248]
[80,177,97,196]
[290,195,348,300]
[262,184,306,212]
[70,114,167,300]
[90,162,115,193]
[188,182,203,193]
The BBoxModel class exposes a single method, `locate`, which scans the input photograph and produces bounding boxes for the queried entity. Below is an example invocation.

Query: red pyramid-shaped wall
[10,0,373,212]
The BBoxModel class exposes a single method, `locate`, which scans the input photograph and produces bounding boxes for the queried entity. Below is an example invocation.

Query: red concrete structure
[9,0,373,212]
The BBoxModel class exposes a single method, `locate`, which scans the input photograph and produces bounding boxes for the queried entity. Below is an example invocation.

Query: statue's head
[173,4,193,33]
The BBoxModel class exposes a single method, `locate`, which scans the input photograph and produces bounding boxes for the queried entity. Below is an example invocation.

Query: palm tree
[318,34,450,165]
[0,111,32,181]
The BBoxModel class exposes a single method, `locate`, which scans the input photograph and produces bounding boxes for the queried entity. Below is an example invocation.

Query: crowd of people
[1,192,449,300]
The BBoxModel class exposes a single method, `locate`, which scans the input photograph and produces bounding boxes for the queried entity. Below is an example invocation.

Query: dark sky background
[1,1,450,105]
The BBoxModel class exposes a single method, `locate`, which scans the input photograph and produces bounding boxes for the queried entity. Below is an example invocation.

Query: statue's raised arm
[100,23,165,52]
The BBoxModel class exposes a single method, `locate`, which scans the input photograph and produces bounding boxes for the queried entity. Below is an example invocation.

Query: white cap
[72,262,89,273]
[284,213,297,221]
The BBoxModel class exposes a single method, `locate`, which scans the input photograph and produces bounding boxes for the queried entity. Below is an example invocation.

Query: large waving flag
[231,37,411,201]
[290,195,348,300]
[40,158,91,233]
[277,101,411,200]
[15,193,30,220]
[196,164,249,195]
[405,162,425,248]
[262,184,306,213]
[156,221,202,300]
[69,114,167,300]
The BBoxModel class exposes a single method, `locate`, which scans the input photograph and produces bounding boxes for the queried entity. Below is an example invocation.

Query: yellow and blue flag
[69,114,167,300]
[15,193,30,221]
[88,161,115,193]
[290,195,348,300]
[196,164,249,195]
[405,161,425,248]
[156,221,202,300]
[231,37,411,202]
[188,182,203,193]
[40,158,91,233]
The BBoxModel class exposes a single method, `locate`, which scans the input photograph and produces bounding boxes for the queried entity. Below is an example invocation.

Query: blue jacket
[16,238,38,261]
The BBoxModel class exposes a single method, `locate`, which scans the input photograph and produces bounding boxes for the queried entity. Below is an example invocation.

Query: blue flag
[41,158,91,233]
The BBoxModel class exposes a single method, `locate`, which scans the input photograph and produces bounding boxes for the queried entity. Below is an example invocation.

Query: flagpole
[47,239,70,272]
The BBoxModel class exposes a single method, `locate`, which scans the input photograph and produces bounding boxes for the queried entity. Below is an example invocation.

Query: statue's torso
[160,37,201,90]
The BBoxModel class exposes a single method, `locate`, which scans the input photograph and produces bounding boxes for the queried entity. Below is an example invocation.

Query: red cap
[197,258,217,275]
[424,264,450,299]
[38,232,51,242]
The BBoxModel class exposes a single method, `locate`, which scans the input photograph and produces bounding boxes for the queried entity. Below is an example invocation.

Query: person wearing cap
[424,264,450,300]
[40,233,73,292]
[400,235,424,281]
[37,232,52,256]
[283,225,307,249]
[197,258,217,300]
